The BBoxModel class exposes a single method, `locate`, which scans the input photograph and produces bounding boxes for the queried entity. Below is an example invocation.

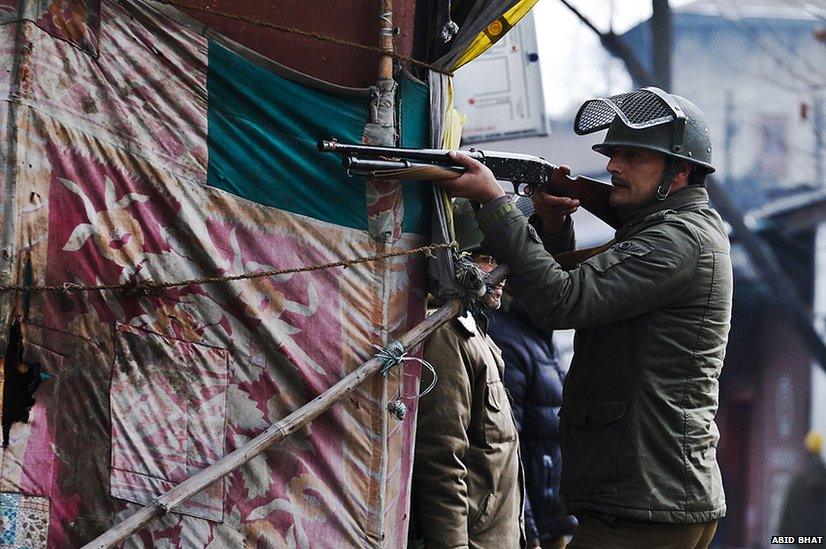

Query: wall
[180,0,419,88]
[719,304,812,546]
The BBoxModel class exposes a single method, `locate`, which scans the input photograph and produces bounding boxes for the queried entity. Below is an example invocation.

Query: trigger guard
[514,182,533,197]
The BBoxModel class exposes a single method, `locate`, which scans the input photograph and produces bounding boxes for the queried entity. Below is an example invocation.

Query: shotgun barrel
[320,140,548,195]
[318,140,485,163]
[344,157,465,179]
[319,140,622,229]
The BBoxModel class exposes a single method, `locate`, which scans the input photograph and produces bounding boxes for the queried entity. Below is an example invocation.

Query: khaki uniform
[412,313,525,548]
[477,187,732,524]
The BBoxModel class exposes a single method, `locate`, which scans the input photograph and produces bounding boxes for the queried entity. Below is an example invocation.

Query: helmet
[574,87,715,174]
[452,199,484,254]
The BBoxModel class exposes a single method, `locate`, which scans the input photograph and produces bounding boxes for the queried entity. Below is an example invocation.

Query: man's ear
[673,161,692,187]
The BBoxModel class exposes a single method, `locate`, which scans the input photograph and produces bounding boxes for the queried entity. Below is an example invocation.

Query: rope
[153,0,453,76]
[379,11,394,36]
[375,340,407,375]
[374,340,438,421]
[0,242,456,295]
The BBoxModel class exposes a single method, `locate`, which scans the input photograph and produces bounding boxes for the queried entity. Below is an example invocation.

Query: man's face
[473,253,505,310]
[606,146,667,211]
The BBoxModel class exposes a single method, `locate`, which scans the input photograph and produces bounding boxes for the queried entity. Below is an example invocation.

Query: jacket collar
[456,312,480,337]
[615,186,709,240]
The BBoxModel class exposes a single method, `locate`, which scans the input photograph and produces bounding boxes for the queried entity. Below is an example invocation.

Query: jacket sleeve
[529,214,576,255]
[479,209,700,330]
[413,326,474,549]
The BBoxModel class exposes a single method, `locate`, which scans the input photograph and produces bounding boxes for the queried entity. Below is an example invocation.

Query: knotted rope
[373,340,438,421]
[452,253,487,299]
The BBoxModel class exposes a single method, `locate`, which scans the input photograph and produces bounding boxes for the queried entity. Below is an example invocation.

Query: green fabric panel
[399,76,432,236]
[207,42,430,236]
[207,42,369,230]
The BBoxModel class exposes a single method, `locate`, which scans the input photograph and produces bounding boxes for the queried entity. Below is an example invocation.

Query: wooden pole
[82,265,509,548]
[378,0,394,79]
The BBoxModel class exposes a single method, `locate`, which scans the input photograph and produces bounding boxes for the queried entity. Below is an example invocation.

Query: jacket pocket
[560,400,627,496]
[483,380,518,445]
[586,240,653,273]
[468,491,496,534]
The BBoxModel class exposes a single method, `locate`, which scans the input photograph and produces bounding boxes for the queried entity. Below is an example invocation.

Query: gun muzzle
[317,140,338,152]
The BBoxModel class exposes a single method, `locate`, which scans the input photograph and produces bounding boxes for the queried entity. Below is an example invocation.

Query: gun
[318,140,620,229]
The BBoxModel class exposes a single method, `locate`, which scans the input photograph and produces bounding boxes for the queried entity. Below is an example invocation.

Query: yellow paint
[450,0,539,71]
[805,430,823,453]
[487,19,504,36]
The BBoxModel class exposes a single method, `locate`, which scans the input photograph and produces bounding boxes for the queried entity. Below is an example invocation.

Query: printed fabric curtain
[0,0,431,546]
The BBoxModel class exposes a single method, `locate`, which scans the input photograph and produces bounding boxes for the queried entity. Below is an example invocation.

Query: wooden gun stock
[545,173,621,230]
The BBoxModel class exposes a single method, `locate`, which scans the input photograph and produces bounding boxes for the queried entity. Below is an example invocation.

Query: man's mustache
[611,176,629,187]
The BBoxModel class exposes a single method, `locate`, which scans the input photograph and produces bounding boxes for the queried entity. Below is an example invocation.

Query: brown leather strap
[554,239,615,270]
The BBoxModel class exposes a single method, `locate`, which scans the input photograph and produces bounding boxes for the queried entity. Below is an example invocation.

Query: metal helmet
[452,199,485,254]
[574,87,715,174]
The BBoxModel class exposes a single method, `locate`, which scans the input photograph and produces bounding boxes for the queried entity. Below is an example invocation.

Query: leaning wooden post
[82,265,509,548]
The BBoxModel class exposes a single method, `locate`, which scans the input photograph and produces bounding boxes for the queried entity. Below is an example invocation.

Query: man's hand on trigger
[532,165,579,235]
[438,151,505,203]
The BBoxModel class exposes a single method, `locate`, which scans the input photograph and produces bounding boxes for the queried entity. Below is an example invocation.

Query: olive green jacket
[477,187,732,523]
[413,314,525,548]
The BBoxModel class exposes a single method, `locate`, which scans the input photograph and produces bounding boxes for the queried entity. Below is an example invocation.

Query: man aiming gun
[433,87,732,549]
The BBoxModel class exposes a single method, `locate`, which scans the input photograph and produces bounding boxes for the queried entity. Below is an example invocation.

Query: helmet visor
[574,88,677,135]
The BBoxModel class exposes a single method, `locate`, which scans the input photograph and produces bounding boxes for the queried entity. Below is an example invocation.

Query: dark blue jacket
[489,302,577,543]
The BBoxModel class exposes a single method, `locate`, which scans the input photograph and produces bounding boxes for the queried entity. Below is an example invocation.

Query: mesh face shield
[574,87,687,153]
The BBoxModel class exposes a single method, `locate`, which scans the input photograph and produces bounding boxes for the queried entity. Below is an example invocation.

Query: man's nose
[607,156,621,175]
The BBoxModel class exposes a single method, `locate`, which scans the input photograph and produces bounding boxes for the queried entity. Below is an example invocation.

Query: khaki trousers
[566,513,718,549]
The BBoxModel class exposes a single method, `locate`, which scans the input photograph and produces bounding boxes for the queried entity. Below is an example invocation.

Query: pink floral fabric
[0,1,428,547]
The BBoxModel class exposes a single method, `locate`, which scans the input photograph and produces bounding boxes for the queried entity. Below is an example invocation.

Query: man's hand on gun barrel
[440,150,505,203]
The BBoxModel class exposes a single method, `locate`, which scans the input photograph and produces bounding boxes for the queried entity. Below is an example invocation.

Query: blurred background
[452,1,826,546]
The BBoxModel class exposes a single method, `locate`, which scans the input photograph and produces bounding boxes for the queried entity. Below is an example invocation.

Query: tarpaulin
[0,0,430,546]
[426,0,538,297]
